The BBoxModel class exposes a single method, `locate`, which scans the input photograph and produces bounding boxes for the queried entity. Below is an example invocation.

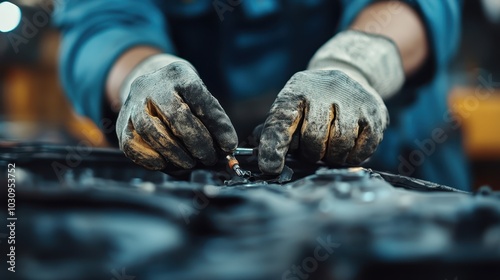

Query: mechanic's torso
[155,0,340,101]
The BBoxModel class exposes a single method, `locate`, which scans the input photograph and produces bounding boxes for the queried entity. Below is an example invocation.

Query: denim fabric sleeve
[338,0,463,72]
[53,0,175,124]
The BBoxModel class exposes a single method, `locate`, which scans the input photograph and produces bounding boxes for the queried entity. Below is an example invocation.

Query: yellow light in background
[0,1,22,33]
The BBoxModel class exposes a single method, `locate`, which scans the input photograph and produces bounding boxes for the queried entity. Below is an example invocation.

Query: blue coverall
[53,0,470,190]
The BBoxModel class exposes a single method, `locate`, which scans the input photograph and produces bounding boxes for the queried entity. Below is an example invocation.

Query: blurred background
[0,0,499,190]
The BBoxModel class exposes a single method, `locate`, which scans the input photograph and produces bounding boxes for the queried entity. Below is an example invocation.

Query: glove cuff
[119,53,193,104]
[308,30,405,100]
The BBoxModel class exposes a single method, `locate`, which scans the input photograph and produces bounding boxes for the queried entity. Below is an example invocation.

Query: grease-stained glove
[259,31,405,174]
[116,54,238,170]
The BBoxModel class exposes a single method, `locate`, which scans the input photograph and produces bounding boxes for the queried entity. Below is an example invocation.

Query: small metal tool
[226,154,246,177]
[226,148,257,177]
[233,147,258,156]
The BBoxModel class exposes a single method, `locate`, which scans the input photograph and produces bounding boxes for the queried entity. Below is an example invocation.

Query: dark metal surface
[0,143,499,280]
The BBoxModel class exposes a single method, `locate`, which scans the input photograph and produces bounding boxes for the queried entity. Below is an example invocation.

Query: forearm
[106,46,162,111]
[350,1,429,77]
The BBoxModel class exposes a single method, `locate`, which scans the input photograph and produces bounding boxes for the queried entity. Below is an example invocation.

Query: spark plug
[226,154,245,177]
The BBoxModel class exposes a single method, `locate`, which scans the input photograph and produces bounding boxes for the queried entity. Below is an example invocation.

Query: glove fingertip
[258,157,285,175]
[199,153,218,167]
[216,129,239,154]
[258,140,285,175]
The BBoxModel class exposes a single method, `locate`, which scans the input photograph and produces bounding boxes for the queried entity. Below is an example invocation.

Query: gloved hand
[116,54,238,170]
[259,30,405,174]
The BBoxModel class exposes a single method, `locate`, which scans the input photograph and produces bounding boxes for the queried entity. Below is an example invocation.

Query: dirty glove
[116,54,238,170]
[259,30,405,174]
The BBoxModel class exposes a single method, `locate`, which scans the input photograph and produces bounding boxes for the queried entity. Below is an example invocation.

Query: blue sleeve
[53,0,175,124]
[338,0,463,71]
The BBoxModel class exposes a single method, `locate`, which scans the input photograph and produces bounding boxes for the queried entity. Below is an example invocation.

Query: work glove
[259,30,405,174]
[116,54,238,170]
